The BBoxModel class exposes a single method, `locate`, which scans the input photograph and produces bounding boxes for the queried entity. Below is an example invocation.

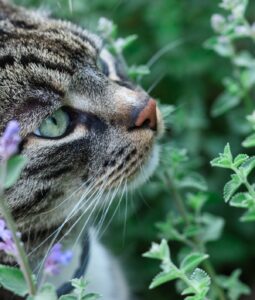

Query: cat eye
[34,108,70,138]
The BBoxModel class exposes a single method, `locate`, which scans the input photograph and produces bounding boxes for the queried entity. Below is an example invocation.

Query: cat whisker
[71,183,110,250]
[59,179,109,250]
[94,178,123,238]
[147,72,167,94]
[147,38,187,69]
[122,180,129,245]
[35,178,105,280]
[97,178,126,240]
[28,177,99,256]
[39,170,101,215]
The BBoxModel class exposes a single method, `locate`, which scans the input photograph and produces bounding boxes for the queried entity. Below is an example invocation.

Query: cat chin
[127,144,160,191]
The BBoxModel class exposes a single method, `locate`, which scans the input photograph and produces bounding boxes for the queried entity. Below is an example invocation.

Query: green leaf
[242,133,255,148]
[0,265,28,297]
[211,91,240,117]
[210,143,233,168]
[59,296,77,300]
[82,293,101,300]
[240,156,255,177]
[229,192,253,208]
[180,253,209,273]
[71,277,88,292]
[4,155,27,188]
[200,213,225,242]
[187,193,208,214]
[28,284,57,300]
[240,209,255,222]
[217,269,250,300]
[178,173,207,191]
[143,239,170,261]
[223,174,242,202]
[149,270,179,289]
[190,268,211,291]
[205,37,234,57]
[128,65,150,80]
[183,225,201,238]
[114,35,137,53]
[233,154,249,168]
[184,295,205,300]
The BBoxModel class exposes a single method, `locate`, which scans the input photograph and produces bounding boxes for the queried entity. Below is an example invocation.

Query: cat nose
[131,98,157,131]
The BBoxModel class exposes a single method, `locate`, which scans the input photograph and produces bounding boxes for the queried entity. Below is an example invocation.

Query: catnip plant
[205,0,255,116]
[144,0,254,299]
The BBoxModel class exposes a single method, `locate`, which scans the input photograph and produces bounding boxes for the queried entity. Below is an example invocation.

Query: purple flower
[0,219,17,257]
[0,121,21,160]
[44,243,73,276]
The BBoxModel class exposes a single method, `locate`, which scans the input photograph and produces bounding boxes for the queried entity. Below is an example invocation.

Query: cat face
[0,2,163,227]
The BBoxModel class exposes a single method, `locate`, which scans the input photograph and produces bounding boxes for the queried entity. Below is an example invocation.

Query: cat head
[0,1,164,224]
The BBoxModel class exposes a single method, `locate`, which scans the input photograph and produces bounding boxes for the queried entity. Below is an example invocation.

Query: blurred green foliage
[14,0,255,299]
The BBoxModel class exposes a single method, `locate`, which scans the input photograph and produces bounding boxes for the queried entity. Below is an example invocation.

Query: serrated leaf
[149,270,179,289]
[143,239,170,261]
[242,133,255,148]
[217,269,251,300]
[229,193,253,208]
[178,173,207,191]
[182,286,195,295]
[240,209,255,222]
[210,157,232,168]
[4,155,27,188]
[223,174,242,202]
[233,154,249,167]
[211,143,233,168]
[200,213,225,242]
[0,265,28,297]
[190,268,211,291]
[211,91,240,117]
[240,156,255,177]
[180,253,209,273]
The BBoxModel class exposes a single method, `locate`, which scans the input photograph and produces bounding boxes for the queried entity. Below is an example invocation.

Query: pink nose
[134,98,157,130]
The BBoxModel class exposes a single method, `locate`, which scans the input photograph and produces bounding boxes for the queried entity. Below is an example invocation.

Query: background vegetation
[13,0,255,299]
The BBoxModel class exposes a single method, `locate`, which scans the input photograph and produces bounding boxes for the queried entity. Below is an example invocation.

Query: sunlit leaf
[149,270,179,289]
[180,253,209,273]
[0,265,28,297]
[223,174,242,202]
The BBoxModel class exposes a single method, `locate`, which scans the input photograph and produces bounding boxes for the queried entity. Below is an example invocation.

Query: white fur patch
[128,144,160,190]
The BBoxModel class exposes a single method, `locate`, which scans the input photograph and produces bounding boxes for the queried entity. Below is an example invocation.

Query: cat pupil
[51,117,58,126]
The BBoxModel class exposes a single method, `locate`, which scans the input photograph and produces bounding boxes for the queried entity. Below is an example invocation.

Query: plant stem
[164,172,227,300]
[233,166,255,202]
[202,260,226,300]
[163,172,190,224]
[0,162,36,296]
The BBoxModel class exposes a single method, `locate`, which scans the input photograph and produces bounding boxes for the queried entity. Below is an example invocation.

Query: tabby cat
[0,1,163,299]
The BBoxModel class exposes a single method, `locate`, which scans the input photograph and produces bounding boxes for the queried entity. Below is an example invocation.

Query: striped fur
[0,0,163,289]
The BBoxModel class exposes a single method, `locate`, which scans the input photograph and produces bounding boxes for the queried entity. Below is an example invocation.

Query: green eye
[35,109,70,138]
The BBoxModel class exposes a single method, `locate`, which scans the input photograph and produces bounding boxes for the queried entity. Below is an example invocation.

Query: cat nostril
[132,98,157,131]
